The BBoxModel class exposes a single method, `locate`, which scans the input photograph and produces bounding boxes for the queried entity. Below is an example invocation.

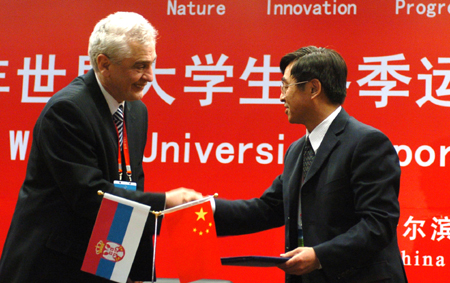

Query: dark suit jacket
[0,70,165,283]
[215,109,408,283]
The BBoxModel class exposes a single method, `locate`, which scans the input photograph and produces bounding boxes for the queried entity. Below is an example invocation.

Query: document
[221,256,290,267]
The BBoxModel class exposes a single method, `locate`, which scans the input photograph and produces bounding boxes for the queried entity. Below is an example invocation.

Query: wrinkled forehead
[127,40,157,61]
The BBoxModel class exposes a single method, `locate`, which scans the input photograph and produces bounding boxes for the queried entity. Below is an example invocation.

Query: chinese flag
[163,200,222,283]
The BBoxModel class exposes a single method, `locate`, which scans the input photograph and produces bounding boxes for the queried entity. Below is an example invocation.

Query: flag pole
[151,211,162,283]
[97,191,218,216]
[152,193,218,216]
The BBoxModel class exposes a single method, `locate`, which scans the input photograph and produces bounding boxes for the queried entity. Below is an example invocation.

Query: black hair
[280,46,347,104]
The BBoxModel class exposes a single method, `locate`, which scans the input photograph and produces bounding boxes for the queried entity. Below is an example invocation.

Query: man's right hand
[165,188,203,208]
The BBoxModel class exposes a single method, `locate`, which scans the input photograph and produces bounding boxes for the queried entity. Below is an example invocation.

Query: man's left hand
[278,247,321,275]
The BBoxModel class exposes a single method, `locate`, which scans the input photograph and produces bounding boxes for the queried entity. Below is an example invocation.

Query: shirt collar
[95,72,125,115]
[306,106,342,153]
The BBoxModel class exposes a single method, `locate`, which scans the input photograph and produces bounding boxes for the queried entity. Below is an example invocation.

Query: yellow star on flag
[195,207,208,221]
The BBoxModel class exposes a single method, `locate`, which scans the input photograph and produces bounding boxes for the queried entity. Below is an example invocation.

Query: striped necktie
[113,105,124,148]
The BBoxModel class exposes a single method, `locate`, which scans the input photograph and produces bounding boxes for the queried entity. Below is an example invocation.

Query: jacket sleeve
[214,174,285,236]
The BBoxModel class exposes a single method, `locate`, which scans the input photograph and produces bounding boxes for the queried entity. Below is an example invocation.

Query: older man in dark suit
[214,46,408,283]
[0,12,202,283]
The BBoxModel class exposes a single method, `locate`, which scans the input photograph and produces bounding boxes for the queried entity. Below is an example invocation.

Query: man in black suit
[0,12,202,283]
[214,46,408,282]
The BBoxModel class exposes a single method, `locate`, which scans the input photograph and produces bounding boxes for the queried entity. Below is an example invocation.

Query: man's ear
[97,54,111,76]
[310,79,322,98]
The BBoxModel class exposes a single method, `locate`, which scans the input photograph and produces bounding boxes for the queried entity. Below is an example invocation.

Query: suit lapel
[124,101,138,152]
[289,137,306,193]
[287,137,306,227]
[123,101,143,172]
[302,109,350,185]
[124,101,137,129]
[84,70,118,153]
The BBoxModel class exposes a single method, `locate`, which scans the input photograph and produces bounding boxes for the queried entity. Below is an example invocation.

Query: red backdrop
[1,0,450,282]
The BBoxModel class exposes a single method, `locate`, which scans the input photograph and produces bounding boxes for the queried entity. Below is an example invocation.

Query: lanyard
[115,117,132,182]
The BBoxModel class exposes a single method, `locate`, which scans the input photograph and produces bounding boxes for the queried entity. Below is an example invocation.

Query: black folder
[221,256,290,267]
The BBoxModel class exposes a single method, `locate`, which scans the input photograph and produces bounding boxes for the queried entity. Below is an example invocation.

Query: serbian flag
[81,193,150,283]
[163,197,222,283]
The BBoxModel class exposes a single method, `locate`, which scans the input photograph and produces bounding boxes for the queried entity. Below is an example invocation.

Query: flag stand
[94,191,218,283]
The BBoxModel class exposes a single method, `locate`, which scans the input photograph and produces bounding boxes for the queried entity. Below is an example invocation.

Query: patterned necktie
[302,137,315,183]
[113,105,124,148]
[299,137,315,247]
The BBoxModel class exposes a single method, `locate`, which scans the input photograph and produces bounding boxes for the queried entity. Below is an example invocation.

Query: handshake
[165,187,205,208]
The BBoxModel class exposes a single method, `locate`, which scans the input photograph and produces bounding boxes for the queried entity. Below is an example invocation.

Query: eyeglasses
[281,81,309,94]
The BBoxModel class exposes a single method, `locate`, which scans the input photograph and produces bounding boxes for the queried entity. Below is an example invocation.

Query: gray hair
[88,12,158,72]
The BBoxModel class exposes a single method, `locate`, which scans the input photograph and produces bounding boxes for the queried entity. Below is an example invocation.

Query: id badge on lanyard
[114,180,137,191]
[114,110,136,191]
